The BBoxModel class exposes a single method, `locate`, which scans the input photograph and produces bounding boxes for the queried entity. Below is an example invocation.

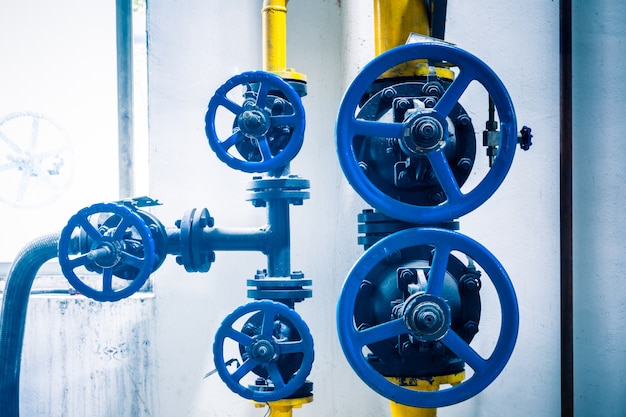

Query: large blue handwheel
[58,203,155,302]
[336,227,518,408]
[205,71,306,173]
[213,300,314,402]
[336,41,517,223]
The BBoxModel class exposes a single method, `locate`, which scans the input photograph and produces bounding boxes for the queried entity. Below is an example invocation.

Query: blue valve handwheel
[336,227,519,408]
[213,300,314,402]
[205,71,306,173]
[336,42,517,223]
[58,203,155,302]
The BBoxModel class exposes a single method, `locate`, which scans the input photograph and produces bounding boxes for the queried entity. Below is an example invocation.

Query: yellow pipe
[252,396,313,417]
[374,0,430,56]
[387,372,465,417]
[373,0,453,80]
[261,0,306,82]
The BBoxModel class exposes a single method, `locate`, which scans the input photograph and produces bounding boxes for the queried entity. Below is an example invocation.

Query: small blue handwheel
[213,300,314,402]
[336,41,517,223]
[205,71,306,173]
[58,203,155,302]
[336,227,518,408]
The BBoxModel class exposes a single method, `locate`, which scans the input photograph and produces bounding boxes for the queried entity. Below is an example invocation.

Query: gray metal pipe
[560,0,573,415]
[116,0,135,198]
[0,232,61,417]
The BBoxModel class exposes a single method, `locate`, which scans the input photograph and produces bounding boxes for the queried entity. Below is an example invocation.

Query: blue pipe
[0,232,60,417]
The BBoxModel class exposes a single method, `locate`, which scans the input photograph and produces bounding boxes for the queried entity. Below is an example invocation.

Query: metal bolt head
[421,82,444,97]
[430,191,446,204]
[359,280,373,294]
[456,114,472,127]
[457,158,473,172]
[382,87,397,101]
[464,320,479,335]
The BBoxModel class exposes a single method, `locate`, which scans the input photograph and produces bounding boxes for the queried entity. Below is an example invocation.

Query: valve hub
[238,107,271,138]
[401,112,446,155]
[91,241,122,269]
[249,338,276,362]
[402,294,451,342]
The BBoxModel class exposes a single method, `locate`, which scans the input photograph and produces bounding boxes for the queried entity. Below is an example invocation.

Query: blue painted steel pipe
[0,232,61,417]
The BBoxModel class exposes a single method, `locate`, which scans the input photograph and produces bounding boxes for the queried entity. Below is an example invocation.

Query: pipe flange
[246,176,310,207]
[176,207,215,272]
[247,270,313,303]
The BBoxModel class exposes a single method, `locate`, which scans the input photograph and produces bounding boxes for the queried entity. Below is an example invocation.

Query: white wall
[144,0,568,416]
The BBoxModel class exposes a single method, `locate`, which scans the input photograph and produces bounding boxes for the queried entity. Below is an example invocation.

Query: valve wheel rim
[336,227,519,408]
[58,203,155,302]
[213,300,314,402]
[336,42,517,223]
[205,71,306,173]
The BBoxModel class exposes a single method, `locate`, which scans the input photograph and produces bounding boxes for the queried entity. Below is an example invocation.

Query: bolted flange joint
[175,207,216,273]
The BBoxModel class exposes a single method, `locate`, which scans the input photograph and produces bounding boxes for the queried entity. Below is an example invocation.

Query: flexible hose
[0,232,60,417]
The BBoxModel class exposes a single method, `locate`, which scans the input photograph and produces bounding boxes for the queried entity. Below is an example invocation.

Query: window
[0,1,148,281]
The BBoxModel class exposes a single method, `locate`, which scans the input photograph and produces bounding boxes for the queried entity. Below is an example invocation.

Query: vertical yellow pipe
[261,0,306,82]
[373,0,430,56]
[390,402,437,417]
[372,0,453,81]
[262,0,288,73]
[386,373,465,417]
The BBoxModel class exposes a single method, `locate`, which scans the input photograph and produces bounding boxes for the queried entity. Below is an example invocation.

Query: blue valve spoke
[256,136,274,162]
[267,363,286,389]
[112,215,133,240]
[119,251,144,269]
[277,340,305,354]
[354,318,408,347]
[102,268,114,293]
[224,327,254,346]
[0,161,20,171]
[231,358,257,382]
[425,242,452,296]
[76,215,103,242]
[261,309,277,337]
[68,253,91,269]
[255,82,271,109]
[441,329,488,375]
[426,149,463,204]
[215,93,244,115]
[350,119,403,139]
[270,113,298,127]
[220,130,244,151]
[433,69,473,118]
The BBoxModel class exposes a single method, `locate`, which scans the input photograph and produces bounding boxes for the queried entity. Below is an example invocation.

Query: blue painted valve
[213,300,314,402]
[336,41,518,223]
[336,227,519,408]
[205,71,306,173]
[58,203,156,302]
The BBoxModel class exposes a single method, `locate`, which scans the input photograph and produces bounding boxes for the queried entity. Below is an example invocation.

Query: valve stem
[86,246,113,261]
